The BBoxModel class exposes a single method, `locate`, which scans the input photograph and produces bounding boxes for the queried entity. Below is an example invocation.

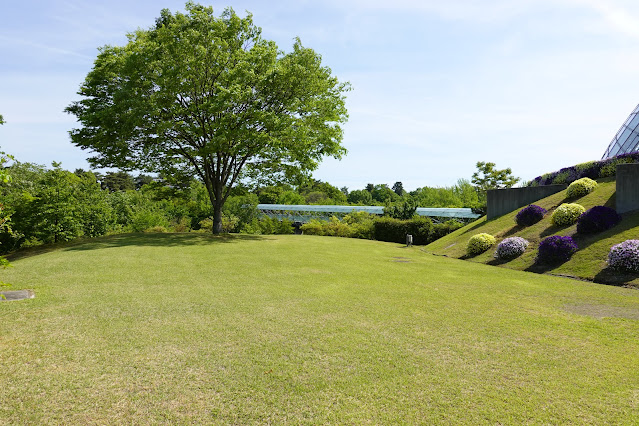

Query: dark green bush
[373,216,432,244]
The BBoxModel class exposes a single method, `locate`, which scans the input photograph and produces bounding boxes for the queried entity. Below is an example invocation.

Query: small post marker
[406,234,413,247]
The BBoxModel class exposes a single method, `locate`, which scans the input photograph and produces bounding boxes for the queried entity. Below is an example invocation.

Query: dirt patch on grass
[562,304,639,320]
[392,257,412,263]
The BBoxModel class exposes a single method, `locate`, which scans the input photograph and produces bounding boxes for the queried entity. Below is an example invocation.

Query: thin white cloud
[0,35,92,60]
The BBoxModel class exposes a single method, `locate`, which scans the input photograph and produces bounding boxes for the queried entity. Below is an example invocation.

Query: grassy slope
[426,178,639,286]
[1,233,639,424]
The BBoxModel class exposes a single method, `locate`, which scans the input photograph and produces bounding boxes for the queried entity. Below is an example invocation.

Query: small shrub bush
[515,204,547,227]
[566,177,598,198]
[551,203,586,226]
[494,236,529,260]
[537,235,578,264]
[467,233,496,256]
[608,240,639,272]
[576,206,622,234]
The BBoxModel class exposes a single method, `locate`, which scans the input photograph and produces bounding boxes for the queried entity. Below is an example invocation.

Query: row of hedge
[301,214,464,245]
[528,153,639,187]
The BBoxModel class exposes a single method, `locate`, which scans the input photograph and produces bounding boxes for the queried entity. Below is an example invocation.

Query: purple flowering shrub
[607,240,639,272]
[515,204,547,227]
[528,152,639,187]
[576,206,622,234]
[494,237,529,260]
[536,235,578,264]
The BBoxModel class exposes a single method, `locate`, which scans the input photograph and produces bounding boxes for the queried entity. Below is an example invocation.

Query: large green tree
[471,161,520,192]
[66,3,349,233]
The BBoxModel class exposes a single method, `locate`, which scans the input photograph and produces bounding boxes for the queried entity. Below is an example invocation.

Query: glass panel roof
[603,103,639,159]
[257,204,481,219]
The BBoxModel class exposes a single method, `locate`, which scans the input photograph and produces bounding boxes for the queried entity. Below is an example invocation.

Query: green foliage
[600,157,634,177]
[384,197,417,220]
[301,212,375,239]
[551,203,586,226]
[466,233,496,256]
[392,181,405,196]
[103,171,135,192]
[347,189,373,205]
[373,216,432,245]
[299,179,347,205]
[66,4,349,233]
[430,220,464,241]
[552,171,570,185]
[410,179,479,208]
[575,161,596,173]
[240,217,293,235]
[471,161,520,192]
[17,164,84,243]
[566,177,597,198]
[370,184,399,204]
[278,190,305,205]
[222,194,259,232]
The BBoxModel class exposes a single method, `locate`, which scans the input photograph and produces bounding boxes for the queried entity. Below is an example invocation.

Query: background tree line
[0,159,496,253]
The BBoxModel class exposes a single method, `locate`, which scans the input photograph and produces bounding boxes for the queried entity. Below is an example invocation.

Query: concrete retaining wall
[616,163,639,214]
[487,185,567,220]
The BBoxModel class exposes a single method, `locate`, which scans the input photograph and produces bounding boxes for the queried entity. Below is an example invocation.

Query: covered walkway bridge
[257,204,481,223]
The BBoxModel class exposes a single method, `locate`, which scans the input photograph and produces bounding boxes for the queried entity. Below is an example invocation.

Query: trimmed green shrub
[566,177,597,198]
[373,216,432,245]
[551,203,586,226]
[467,233,496,256]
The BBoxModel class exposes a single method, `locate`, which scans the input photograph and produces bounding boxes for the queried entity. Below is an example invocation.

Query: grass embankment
[426,178,639,286]
[1,233,639,423]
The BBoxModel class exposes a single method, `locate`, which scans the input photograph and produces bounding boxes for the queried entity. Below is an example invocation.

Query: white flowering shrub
[494,237,529,260]
[551,203,586,226]
[608,240,639,272]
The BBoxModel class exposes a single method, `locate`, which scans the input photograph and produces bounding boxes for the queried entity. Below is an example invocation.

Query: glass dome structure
[602,103,639,159]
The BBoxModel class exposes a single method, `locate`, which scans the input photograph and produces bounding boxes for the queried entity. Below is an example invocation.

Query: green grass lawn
[2,233,639,423]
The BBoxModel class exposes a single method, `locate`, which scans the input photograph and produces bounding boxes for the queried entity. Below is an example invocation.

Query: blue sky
[2,0,639,190]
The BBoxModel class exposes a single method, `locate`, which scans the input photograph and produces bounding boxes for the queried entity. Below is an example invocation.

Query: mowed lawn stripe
[1,233,638,424]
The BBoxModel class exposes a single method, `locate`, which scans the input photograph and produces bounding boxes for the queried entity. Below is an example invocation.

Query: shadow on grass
[7,232,267,261]
[539,224,564,238]
[594,267,639,287]
[486,256,521,266]
[525,258,571,274]
[500,224,523,238]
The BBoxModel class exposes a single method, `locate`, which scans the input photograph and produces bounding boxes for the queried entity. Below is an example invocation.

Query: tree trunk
[212,201,223,234]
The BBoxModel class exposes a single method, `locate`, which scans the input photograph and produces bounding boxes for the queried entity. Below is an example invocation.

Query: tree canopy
[66,2,349,233]
[471,161,519,192]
